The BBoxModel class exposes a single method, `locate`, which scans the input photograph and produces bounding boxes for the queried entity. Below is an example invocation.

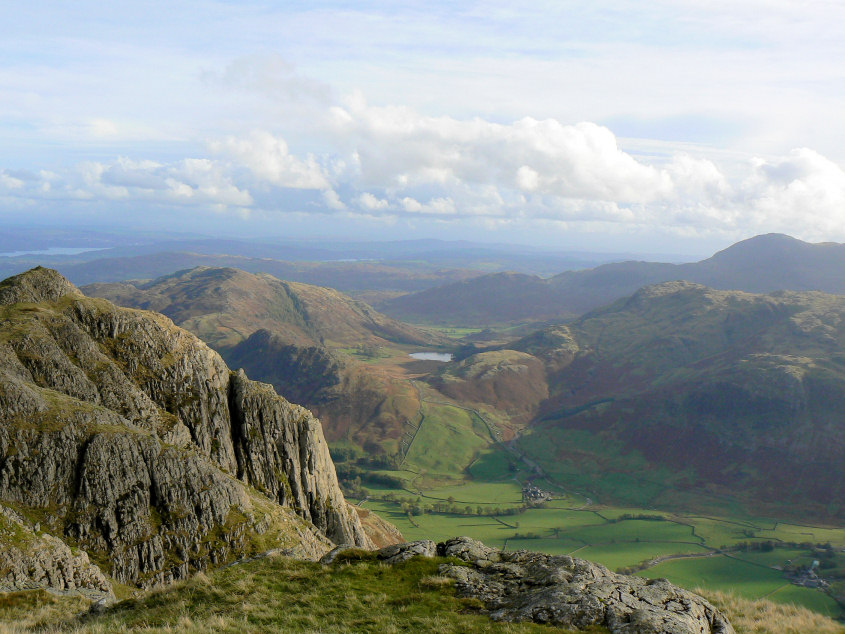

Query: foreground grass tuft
[697,587,845,634]
[0,590,89,633]
[0,554,597,633]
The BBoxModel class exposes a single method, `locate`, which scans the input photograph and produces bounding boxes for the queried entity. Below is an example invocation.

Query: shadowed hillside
[449,281,845,519]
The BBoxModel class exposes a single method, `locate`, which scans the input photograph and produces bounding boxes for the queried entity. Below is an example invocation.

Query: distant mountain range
[0,233,651,293]
[382,234,845,324]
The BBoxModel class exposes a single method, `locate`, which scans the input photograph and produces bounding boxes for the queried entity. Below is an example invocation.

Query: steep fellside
[0,267,370,593]
[224,330,420,452]
[506,282,845,517]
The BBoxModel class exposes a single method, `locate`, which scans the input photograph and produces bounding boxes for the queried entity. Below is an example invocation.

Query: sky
[1,1,845,255]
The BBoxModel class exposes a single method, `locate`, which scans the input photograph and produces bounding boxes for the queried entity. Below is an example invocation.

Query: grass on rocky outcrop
[0,552,598,634]
[698,587,845,634]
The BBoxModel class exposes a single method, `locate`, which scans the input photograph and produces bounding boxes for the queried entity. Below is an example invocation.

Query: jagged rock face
[436,537,734,634]
[0,267,370,590]
[228,370,369,547]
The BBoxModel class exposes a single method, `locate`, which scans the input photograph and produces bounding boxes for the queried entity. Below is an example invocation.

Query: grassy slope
[2,553,842,634]
[0,553,581,634]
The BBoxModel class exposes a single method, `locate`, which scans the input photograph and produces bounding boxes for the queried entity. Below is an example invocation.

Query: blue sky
[2,1,844,254]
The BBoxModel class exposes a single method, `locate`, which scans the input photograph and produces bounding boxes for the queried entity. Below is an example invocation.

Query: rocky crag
[354,537,735,634]
[0,267,371,594]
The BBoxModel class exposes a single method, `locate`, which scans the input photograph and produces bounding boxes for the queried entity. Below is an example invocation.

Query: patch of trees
[355,343,385,359]
[733,540,776,553]
[333,450,405,496]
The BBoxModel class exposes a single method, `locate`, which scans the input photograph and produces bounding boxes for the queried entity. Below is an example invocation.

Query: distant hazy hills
[446,280,845,517]
[383,234,845,325]
[0,235,642,299]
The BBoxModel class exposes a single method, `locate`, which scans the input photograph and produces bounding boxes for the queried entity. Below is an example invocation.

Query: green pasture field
[640,555,842,617]
[511,507,607,531]
[755,522,845,545]
[730,548,812,568]
[562,518,701,544]
[422,481,523,505]
[426,325,486,339]
[364,500,515,549]
[639,555,786,599]
[578,542,711,571]
[680,516,761,548]
[468,447,517,480]
[403,403,490,478]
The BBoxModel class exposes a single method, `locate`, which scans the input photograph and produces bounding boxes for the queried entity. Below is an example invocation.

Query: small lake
[409,352,453,362]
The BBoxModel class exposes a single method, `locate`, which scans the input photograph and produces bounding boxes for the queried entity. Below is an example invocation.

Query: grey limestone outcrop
[368,537,734,634]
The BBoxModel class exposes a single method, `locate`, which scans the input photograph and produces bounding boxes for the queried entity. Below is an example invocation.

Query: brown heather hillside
[427,349,550,431]
[84,266,444,350]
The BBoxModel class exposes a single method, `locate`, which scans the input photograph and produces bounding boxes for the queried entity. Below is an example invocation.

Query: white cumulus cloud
[211,131,329,190]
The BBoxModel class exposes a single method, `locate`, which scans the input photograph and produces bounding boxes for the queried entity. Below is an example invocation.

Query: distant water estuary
[409,352,452,362]
[0,247,109,258]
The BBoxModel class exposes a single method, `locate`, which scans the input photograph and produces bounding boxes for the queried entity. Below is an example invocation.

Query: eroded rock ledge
[366,537,735,634]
